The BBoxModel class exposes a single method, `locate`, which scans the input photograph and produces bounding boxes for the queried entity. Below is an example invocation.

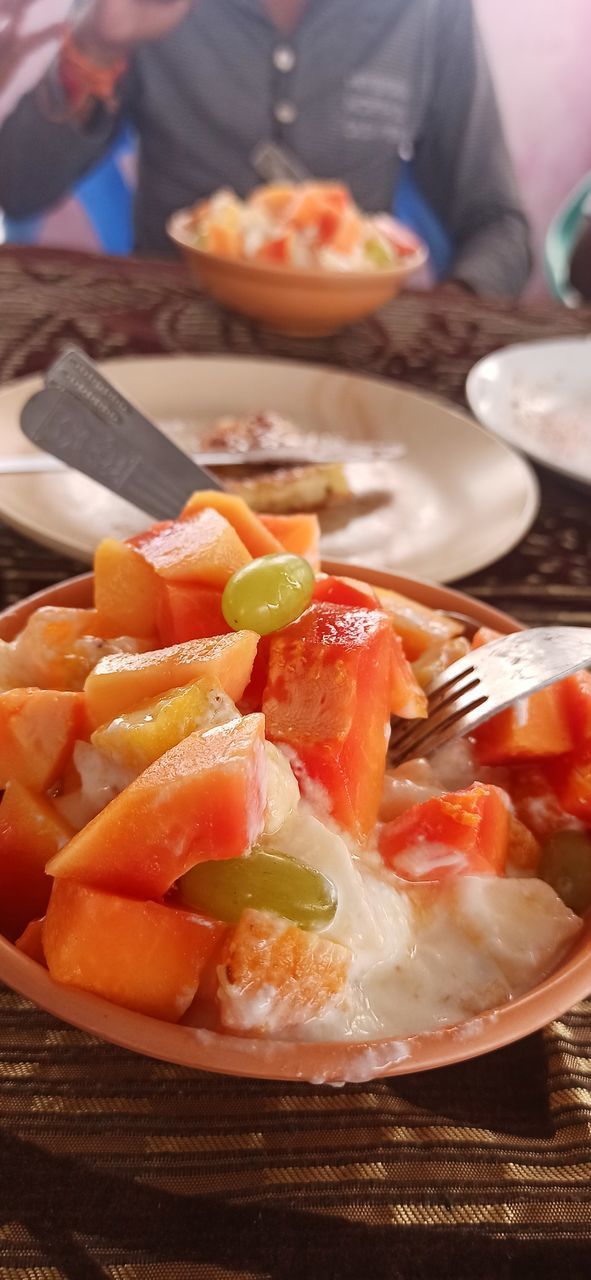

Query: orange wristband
[59,28,128,112]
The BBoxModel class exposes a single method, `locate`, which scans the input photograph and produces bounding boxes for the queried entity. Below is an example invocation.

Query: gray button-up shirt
[0,0,531,295]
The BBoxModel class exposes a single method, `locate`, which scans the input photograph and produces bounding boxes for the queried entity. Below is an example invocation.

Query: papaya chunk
[47,714,267,898]
[474,685,574,765]
[263,604,393,840]
[313,578,426,719]
[379,783,509,881]
[546,745,591,824]
[0,688,86,791]
[558,671,591,748]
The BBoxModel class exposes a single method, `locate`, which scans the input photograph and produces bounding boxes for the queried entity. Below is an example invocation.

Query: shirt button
[273,45,296,72]
[274,100,297,125]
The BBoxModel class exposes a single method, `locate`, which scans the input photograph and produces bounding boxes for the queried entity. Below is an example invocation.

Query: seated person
[0,0,531,297]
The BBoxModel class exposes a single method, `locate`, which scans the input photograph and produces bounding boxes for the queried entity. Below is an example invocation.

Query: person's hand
[76,0,194,65]
[0,0,65,93]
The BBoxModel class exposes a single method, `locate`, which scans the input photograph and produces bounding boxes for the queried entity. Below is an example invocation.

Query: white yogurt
[258,802,581,1044]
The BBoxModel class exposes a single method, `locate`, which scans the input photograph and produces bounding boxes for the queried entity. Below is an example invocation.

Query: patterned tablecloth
[0,246,590,1279]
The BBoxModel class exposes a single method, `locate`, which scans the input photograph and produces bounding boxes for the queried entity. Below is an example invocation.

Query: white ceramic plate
[0,355,538,582]
[466,337,591,489]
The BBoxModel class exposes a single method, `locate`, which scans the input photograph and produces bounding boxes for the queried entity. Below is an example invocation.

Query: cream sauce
[258,803,581,1043]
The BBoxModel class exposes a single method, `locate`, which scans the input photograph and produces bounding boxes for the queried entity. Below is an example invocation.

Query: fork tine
[390,687,488,764]
[390,696,489,766]
[393,668,482,755]
[389,625,591,770]
[426,667,479,717]
[425,652,477,701]
[392,682,481,761]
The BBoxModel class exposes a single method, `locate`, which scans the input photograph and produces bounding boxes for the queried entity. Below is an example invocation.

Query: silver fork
[389,626,591,767]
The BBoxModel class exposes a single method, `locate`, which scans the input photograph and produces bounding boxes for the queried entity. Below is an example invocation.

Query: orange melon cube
[132,509,250,588]
[47,714,267,898]
[259,513,320,570]
[0,688,86,791]
[94,538,161,639]
[84,630,258,727]
[43,880,224,1022]
[91,677,238,773]
[180,491,282,558]
[217,908,350,1033]
[0,781,73,939]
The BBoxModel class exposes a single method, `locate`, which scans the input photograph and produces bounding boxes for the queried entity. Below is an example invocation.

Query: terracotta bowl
[167,209,427,337]
[1,562,589,1085]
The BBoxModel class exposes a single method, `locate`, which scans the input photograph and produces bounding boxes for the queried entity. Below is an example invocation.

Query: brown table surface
[0,246,590,1279]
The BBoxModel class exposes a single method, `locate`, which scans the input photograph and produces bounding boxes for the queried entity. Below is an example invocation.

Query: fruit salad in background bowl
[167,182,426,336]
[0,490,590,1085]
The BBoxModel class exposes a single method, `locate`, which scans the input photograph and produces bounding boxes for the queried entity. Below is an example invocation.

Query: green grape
[539,829,591,915]
[179,846,337,930]
[222,553,314,636]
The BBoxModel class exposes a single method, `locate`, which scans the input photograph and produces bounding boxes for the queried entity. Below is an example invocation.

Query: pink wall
[3,0,591,292]
[475,0,591,296]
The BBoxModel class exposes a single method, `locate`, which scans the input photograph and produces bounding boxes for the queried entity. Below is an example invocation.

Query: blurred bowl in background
[167,207,427,336]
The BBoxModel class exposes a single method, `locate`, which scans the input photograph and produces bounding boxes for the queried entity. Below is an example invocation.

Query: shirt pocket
[341,70,413,154]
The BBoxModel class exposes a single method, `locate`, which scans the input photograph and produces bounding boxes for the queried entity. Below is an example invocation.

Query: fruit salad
[187,182,422,272]
[0,491,587,1043]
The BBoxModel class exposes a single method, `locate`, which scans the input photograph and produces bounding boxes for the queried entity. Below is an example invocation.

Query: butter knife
[20,347,223,519]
